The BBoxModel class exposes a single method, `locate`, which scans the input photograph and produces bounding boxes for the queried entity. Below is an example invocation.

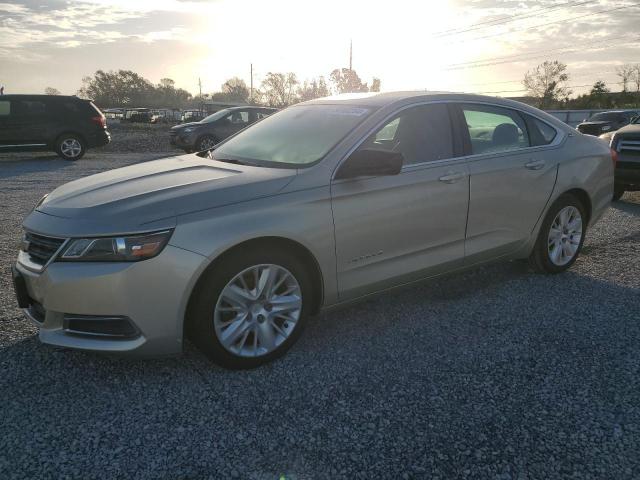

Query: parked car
[150,109,181,124]
[122,108,151,123]
[12,92,613,369]
[600,115,640,200]
[180,109,206,123]
[170,106,276,152]
[576,110,639,136]
[0,94,110,160]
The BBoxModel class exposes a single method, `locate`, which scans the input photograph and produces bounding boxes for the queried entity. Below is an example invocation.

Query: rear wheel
[187,249,313,369]
[529,193,586,273]
[56,134,85,160]
[613,187,625,202]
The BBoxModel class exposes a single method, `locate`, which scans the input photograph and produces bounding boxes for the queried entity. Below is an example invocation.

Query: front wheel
[187,249,313,369]
[196,135,217,152]
[529,193,586,274]
[56,135,85,160]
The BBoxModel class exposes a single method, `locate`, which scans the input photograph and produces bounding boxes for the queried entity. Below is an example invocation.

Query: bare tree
[522,60,571,109]
[634,64,640,93]
[298,76,330,102]
[616,64,635,92]
[370,78,381,93]
[329,68,369,94]
[260,72,299,107]
[44,87,60,95]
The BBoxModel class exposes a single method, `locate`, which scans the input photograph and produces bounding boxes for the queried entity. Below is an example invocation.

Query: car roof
[0,94,87,101]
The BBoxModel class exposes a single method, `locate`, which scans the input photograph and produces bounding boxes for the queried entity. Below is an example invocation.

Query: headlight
[59,230,172,262]
[182,127,196,134]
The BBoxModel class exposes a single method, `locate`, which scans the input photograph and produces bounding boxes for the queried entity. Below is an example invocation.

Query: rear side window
[462,104,529,155]
[14,100,47,116]
[360,103,454,165]
[0,100,10,116]
[525,115,557,146]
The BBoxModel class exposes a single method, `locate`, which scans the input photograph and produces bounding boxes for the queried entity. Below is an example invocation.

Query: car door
[331,103,469,300]
[4,98,50,146]
[454,103,559,263]
[0,98,12,145]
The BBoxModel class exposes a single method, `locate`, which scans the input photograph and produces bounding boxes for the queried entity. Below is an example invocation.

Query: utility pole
[349,39,352,71]
[250,63,253,104]
[198,77,203,114]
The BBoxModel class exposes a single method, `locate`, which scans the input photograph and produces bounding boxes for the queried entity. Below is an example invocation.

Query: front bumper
[615,158,640,189]
[13,245,206,356]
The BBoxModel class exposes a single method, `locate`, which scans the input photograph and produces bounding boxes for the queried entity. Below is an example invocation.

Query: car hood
[614,123,640,136]
[28,155,296,236]
[171,122,201,131]
[579,121,613,127]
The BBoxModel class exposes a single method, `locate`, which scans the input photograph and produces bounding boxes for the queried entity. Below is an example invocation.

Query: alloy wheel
[60,138,82,158]
[199,137,216,151]
[213,264,302,357]
[547,206,582,266]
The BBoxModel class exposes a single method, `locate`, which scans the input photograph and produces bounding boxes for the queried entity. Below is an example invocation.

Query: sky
[0,0,639,98]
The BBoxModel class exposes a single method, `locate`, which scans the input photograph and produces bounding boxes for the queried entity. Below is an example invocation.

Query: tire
[196,135,217,152]
[529,193,587,274]
[613,187,625,202]
[187,248,314,369]
[55,134,85,160]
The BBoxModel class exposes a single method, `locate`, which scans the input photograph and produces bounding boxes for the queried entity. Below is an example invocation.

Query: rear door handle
[525,159,545,170]
[438,172,465,183]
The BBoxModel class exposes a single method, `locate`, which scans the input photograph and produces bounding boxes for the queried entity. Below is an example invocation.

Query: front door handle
[438,172,465,183]
[525,159,545,170]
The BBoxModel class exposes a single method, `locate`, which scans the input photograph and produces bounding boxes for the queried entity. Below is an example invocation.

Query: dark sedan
[170,106,276,152]
[577,110,639,136]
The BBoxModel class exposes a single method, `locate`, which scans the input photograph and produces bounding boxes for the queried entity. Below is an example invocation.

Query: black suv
[600,115,640,201]
[577,110,639,136]
[170,106,276,152]
[0,95,110,160]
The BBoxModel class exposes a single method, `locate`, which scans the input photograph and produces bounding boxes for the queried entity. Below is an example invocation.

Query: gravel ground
[1,149,639,480]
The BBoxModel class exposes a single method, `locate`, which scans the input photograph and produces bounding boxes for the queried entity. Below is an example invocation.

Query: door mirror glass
[335,148,403,180]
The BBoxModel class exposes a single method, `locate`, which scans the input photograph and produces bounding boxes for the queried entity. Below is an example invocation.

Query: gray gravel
[1,151,639,479]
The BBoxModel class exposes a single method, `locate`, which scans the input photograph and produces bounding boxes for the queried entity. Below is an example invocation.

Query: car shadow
[0,154,74,180]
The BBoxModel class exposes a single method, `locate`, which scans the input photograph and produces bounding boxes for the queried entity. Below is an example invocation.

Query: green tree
[298,76,330,102]
[78,70,156,107]
[370,78,381,93]
[211,77,250,104]
[260,72,299,107]
[522,60,571,109]
[329,68,369,94]
[44,87,60,95]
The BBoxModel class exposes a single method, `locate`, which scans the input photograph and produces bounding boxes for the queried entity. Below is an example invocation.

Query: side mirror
[335,148,403,180]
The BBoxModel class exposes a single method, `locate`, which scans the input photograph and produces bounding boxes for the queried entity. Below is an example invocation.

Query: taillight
[610,148,618,167]
[91,115,106,128]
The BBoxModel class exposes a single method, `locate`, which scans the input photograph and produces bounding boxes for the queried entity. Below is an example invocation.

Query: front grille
[24,232,65,266]
[618,139,640,154]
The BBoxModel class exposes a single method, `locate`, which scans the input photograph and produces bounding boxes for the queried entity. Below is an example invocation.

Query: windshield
[201,109,233,123]
[212,104,371,166]
[589,112,622,122]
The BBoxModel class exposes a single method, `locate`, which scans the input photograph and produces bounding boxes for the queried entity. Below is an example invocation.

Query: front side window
[462,105,529,155]
[0,101,10,116]
[213,104,371,166]
[227,111,249,125]
[358,103,454,165]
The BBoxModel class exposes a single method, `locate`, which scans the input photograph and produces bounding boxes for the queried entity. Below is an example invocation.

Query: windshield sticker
[325,107,369,117]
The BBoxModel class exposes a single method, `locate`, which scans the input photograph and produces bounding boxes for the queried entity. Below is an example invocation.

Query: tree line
[522,60,640,109]
[71,68,381,109]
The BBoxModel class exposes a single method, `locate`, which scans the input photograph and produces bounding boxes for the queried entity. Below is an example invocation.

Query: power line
[443,32,638,71]
[476,80,625,95]
[431,0,595,38]
[444,3,639,45]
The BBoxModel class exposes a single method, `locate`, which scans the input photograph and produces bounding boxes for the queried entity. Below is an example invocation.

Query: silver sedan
[12,92,614,368]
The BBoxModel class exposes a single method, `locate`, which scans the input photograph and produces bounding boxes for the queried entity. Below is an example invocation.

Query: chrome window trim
[331,99,565,180]
[0,143,48,148]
